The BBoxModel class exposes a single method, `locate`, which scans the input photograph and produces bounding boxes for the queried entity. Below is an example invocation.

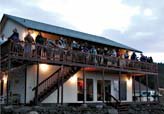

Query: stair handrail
[108,94,121,104]
[32,67,61,91]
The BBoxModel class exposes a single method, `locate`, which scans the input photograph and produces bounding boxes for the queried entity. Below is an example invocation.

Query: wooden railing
[106,94,121,109]
[0,41,158,73]
[32,66,78,102]
[32,67,61,93]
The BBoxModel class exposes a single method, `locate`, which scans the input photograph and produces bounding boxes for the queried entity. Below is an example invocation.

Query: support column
[35,63,39,105]
[61,66,64,105]
[146,74,149,102]
[102,69,105,103]
[139,76,141,102]
[153,75,157,102]
[24,64,27,104]
[83,67,86,104]
[118,71,121,101]
[7,59,11,105]
[133,76,136,102]
[57,71,60,104]
[156,74,160,102]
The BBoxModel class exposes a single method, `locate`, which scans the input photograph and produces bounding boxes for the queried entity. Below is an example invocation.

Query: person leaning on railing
[8,28,22,55]
[24,32,34,57]
[45,39,56,60]
[89,45,97,65]
[35,32,45,58]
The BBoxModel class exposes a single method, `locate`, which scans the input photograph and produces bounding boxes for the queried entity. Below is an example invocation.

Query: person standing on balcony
[45,39,55,60]
[9,28,19,42]
[90,45,97,64]
[124,51,129,59]
[24,32,34,57]
[8,28,20,54]
[131,52,137,61]
[58,37,66,61]
[140,53,147,62]
[35,32,45,58]
[111,49,117,66]
[147,56,153,63]
[0,34,7,45]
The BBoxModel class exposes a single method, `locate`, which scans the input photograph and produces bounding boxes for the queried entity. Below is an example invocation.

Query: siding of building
[1,19,27,40]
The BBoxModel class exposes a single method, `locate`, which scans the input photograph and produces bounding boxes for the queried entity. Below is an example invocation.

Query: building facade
[0,14,158,105]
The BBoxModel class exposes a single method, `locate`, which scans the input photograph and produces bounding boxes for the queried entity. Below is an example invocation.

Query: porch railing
[0,41,158,73]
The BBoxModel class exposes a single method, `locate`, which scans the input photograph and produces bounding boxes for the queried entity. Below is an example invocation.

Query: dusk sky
[0,0,164,63]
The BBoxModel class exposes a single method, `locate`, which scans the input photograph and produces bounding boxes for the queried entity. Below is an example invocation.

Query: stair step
[33,67,80,103]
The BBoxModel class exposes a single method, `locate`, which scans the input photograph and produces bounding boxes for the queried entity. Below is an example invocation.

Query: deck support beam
[35,62,39,105]
[61,65,64,105]
[83,67,86,104]
[146,74,149,102]
[133,76,136,102]
[118,71,121,101]
[139,76,142,102]
[57,70,60,104]
[7,59,11,105]
[156,74,159,102]
[24,64,27,104]
[102,69,105,103]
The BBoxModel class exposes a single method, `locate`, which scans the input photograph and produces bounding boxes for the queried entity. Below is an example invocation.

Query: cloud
[0,0,75,29]
[102,0,164,62]
[0,0,163,62]
[33,0,140,34]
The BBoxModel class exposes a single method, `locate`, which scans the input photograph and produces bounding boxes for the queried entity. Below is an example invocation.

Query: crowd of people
[0,28,154,65]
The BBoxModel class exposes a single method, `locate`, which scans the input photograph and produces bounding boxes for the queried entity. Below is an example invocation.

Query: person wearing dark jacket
[131,52,137,60]
[35,32,45,57]
[9,28,21,53]
[24,32,34,57]
[9,28,19,42]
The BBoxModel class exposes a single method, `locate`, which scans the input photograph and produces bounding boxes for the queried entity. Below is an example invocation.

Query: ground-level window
[77,78,84,101]
[105,80,111,101]
[97,80,111,101]
[0,80,3,96]
[120,80,127,100]
[97,80,103,101]
[86,79,93,101]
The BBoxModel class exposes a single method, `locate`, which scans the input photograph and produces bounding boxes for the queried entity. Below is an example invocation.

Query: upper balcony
[0,41,158,75]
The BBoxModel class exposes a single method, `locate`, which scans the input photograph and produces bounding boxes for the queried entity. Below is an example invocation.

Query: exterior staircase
[117,103,129,114]
[106,94,129,114]
[32,66,80,103]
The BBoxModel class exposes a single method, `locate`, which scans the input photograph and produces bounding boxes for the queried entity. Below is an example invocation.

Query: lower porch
[0,64,159,105]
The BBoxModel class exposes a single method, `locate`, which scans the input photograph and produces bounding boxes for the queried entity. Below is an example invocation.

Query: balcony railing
[0,41,158,73]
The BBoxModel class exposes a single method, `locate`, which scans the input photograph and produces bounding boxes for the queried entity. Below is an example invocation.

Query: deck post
[153,75,157,102]
[139,76,141,102]
[146,74,149,102]
[156,74,159,102]
[118,71,121,101]
[57,71,60,104]
[61,65,64,105]
[6,42,12,105]
[83,67,86,104]
[7,59,11,105]
[24,64,27,104]
[133,76,136,102]
[102,69,105,103]
[35,62,39,105]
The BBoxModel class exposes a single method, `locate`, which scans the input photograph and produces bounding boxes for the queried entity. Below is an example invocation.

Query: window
[0,80,3,96]
[77,78,84,101]
[105,80,111,101]
[97,80,103,101]
[120,81,127,100]
[86,79,93,101]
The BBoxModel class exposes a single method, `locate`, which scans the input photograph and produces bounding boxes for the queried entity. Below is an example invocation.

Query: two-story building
[0,14,159,106]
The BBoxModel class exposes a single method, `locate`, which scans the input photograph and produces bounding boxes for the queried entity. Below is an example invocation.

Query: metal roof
[2,14,141,52]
